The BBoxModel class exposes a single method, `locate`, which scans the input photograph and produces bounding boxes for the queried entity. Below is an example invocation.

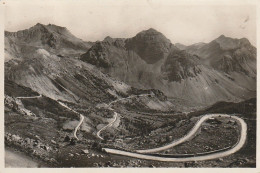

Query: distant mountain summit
[5,23,93,61]
[182,35,256,76]
[125,28,172,64]
[215,35,252,50]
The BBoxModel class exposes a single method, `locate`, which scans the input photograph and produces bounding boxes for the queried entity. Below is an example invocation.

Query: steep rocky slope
[5,24,173,110]
[125,28,171,64]
[161,47,202,82]
[5,24,125,106]
[81,37,159,89]
[80,29,256,105]
[5,48,120,105]
[182,35,256,76]
[5,23,93,62]
[5,24,256,106]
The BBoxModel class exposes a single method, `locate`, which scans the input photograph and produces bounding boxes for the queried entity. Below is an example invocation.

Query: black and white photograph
[2,0,258,169]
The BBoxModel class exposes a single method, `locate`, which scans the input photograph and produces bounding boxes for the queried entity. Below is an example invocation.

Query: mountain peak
[125,28,172,64]
[5,23,91,53]
[31,23,68,33]
[138,28,162,36]
[103,36,114,42]
[133,28,171,43]
[46,23,68,30]
[31,23,47,30]
[145,28,159,32]
[239,37,251,45]
[35,22,44,26]
[215,35,230,43]
[214,34,253,50]
[218,34,226,39]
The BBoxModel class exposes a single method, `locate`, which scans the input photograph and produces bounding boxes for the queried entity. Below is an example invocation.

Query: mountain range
[80,27,256,105]
[5,23,256,107]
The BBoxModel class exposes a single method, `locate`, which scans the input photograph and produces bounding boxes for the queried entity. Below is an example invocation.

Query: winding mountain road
[16,94,84,140]
[57,101,84,140]
[108,93,154,107]
[96,93,154,140]
[103,114,247,162]
[97,112,118,140]
[15,93,153,141]
[136,114,242,154]
[16,94,42,99]
[73,114,84,140]
[15,94,247,162]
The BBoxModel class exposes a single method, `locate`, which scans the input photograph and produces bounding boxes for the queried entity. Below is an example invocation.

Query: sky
[4,0,256,46]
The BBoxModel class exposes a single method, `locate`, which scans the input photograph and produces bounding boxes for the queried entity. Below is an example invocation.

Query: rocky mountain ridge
[80,28,256,105]
[5,23,93,62]
[176,35,256,75]
[5,24,256,106]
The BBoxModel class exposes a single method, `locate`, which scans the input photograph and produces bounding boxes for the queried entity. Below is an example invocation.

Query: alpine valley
[4,23,256,168]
